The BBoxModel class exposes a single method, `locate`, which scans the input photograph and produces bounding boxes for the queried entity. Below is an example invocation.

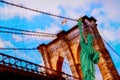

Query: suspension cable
[0,0,119,58]
[0,48,37,50]
[0,30,57,37]
[0,0,78,22]
[0,26,57,37]
[103,39,120,58]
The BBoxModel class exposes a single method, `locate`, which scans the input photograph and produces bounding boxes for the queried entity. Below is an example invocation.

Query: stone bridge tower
[37,16,120,80]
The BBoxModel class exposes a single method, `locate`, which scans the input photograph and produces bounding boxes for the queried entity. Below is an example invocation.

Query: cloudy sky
[0,0,120,79]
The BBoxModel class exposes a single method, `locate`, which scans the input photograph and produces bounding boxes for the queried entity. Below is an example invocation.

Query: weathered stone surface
[37,16,120,80]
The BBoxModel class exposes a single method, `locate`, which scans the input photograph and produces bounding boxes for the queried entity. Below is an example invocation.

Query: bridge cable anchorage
[0,0,78,22]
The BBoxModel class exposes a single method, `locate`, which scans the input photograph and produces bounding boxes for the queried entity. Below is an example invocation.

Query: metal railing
[0,53,79,80]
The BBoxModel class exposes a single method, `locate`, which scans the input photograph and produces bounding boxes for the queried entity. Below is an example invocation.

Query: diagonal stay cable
[0,26,57,37]
[0,0,78,21]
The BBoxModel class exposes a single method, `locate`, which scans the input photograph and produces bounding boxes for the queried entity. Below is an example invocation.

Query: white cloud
[91,0,120,23]
[0,4,39,20]
[0,39,5,48]
[99,27,120,43]
[0,38,14,48]
[41,23,62,34]
[0,0,61,20]
[24,23,61,42]
[0,0,120,22]
[12,34,23,42]
[0,0,95,20]
[0,0,120,77]
[0,0,119,55]
[90,0,120,44]
[100,0,120,22]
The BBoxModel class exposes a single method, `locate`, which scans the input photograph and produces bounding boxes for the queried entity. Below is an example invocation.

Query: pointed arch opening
[62,58,72,75]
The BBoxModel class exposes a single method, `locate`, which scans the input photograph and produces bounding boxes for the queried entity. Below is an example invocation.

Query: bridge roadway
[0,53,79,80]
[0,64,61,80]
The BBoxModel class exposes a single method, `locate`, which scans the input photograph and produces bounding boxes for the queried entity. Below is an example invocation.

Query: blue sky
[0,0,120,79]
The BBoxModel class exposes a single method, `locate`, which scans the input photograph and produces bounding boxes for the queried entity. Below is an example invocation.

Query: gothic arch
[37,16,120,79]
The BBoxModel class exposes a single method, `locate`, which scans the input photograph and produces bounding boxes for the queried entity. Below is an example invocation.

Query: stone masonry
[37,16,120,80]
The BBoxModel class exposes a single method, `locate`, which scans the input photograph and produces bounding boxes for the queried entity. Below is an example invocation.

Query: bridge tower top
[37,16,120,80]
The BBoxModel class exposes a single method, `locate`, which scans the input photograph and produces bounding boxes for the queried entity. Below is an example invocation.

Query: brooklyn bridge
[0,0,120,80]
